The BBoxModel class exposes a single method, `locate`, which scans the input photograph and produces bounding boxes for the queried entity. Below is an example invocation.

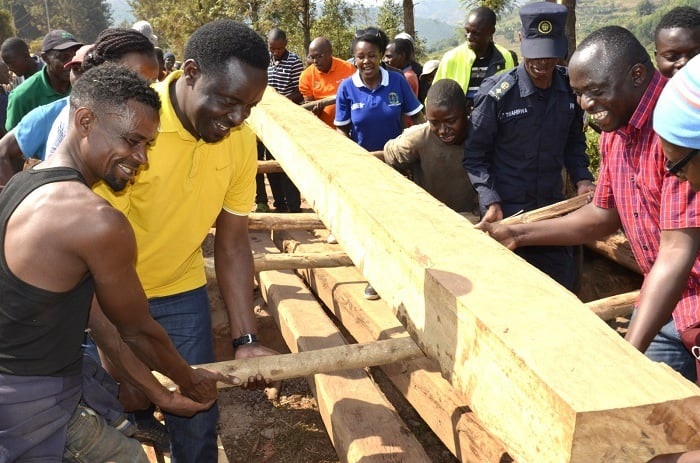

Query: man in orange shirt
[299,36,355,127]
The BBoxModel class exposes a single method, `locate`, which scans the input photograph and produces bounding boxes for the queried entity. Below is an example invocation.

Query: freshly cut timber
[244,89,700,462]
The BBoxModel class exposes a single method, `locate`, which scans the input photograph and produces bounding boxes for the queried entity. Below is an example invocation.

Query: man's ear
[181,59,201,87]
[630,62,647,88]
[75,107,94,135]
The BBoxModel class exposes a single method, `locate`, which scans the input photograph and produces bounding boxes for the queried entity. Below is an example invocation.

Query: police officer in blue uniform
[464,1,595,290]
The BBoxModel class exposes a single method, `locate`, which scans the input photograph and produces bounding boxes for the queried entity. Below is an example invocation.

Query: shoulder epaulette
[487,72,517,102]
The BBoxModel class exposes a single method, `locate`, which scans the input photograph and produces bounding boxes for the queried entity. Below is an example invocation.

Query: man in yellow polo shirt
[92,20,276,463]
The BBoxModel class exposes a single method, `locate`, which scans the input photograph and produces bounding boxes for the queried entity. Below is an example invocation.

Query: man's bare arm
[0,132,25,187]
[476,202,622,250]
[626,228,700,352]
[83,206,228,403]
[214,211,278,380]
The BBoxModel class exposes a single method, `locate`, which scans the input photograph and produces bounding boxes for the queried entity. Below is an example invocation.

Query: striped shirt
[267,50,303,97]
[594,71,700,332]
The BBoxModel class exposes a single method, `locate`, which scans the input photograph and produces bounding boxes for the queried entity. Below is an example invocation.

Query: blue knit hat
[654,55,700,149]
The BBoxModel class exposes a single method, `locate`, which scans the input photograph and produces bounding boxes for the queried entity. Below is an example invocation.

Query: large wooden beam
[251,233,432,462]
[246,89,700,462]
[274,229,513,462]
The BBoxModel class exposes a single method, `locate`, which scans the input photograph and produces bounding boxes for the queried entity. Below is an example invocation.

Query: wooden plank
[246,89,700,462]
[248,213,325,231]
[253,251,353,271]
[257,160,283,174]
[251,232,432,462]
[499,194,592,225]
[585,291,638,321]
[274,229,513,462]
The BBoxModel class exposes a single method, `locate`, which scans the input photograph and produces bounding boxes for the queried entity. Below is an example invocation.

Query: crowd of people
[0,3,698,462]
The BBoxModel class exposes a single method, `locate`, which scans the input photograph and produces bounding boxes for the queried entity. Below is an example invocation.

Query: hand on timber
[474,219,517,250]
[576,179,596,196]
[234,343,280,392]
[179,367,234,404]
[480,203,504,224]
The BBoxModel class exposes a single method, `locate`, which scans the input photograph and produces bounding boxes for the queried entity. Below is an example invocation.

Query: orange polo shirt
[299,56,355,127]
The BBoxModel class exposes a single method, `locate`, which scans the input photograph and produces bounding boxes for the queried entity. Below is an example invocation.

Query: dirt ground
[216,288,460,463]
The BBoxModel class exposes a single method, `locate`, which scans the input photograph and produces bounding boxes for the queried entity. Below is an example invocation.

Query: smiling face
[180,58,267,143]
[655,27,700,78]
[464,12,495,56]
[84,99,159,191]
[569,45,644,133]
[523,57,558,89]
[353,40,382,83]
[426,103,469,145]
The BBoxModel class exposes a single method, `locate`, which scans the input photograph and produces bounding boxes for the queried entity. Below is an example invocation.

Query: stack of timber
[237,88,700,462]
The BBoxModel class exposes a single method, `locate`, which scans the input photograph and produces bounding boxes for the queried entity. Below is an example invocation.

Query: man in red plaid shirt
[477,26,700,382]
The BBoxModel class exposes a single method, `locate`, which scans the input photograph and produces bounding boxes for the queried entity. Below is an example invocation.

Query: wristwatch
[232,333,259,348]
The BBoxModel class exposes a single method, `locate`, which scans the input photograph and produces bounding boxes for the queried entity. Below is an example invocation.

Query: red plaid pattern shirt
[594,71,700,332]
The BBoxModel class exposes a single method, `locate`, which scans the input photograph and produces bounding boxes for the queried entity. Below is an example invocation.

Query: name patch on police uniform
[499,107,528,121]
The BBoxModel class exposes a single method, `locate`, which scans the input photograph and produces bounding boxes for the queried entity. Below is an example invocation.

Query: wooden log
[248,212,325,231]
[253,233,433,462]
[257,160,283,174]
[154,337,423,390]
[246,89,700,462]
[253,251,353,271]
[301,95,336,111]
[275,229,514,463]
[586,230,643,274]
[585,290,639,321]
[499,193,593,225]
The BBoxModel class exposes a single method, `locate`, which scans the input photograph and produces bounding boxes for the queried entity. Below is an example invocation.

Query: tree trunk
[549,0,577,63]
[402,0,415,38]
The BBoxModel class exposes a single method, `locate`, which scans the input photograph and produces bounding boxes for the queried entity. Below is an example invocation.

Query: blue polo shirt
[335,67,423,151]
[14,97,68,160]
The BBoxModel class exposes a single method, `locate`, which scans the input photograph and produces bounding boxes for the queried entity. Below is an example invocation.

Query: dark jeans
[515,245,575,291]
[255,142,300,212]
[149,286,219,463]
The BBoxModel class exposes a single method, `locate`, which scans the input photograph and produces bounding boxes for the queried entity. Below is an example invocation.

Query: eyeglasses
[308,52,325,62]
[665,149,699,177]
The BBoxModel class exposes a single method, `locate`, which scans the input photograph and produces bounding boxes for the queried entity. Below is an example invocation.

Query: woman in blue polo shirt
[334,32,424,151]
[334,31,425,300]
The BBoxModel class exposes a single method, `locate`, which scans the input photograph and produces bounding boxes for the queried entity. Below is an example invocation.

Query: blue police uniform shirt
[335,67,423,151]
[464,64,593,217]
[14,96,69,160]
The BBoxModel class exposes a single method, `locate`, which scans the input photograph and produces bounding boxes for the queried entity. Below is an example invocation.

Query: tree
[459,0,519,16]
[312,0,355,59]
[402,0,414,38]
[0,8,15,43]
[377,0,402,41]
[50,0,112,42]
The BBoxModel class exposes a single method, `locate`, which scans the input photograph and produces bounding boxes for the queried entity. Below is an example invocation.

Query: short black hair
[71,64,160,116]
[267,28,287,42]
[655,6,700,38]
[0,37,29,55]
[468,6,497,28]
[83,28,155,72]
[426,79,467,111]
[388,38,413,60]
[576,26,650,72]
[184,20,269,75]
